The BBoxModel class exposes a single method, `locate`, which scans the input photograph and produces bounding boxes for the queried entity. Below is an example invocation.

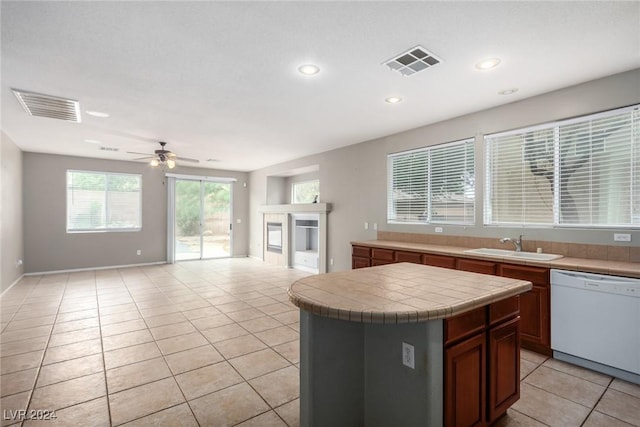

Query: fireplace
[267,222,283,253]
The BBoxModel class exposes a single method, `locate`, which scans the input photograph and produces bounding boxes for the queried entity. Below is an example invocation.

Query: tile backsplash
[377,231,639,263]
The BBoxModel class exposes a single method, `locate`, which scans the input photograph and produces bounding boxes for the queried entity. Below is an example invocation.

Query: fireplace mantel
[258,203,331,214]
[260,204,330,273]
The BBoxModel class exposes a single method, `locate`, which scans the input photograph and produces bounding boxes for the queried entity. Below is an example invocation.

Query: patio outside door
[174,179,232,261]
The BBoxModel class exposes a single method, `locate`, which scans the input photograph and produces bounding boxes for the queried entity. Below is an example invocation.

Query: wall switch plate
[236,218,242,224]
[402,342,415,369]
[330,258,334,265]
[364,222,369,230]
[373,223,378,231]
[136,250,142,255]
[435,227,443,233]
[614,233,631,242]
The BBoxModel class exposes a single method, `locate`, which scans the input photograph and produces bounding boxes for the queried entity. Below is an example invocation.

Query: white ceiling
[2,1,639,172]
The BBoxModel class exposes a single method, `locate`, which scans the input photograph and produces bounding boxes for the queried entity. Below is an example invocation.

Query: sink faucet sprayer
[499,235,523,252]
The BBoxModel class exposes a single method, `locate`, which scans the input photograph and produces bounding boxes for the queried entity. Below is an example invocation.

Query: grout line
[21,274,68,419]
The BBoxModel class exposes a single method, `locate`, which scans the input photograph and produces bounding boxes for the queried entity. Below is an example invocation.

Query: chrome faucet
[499,235,523,252]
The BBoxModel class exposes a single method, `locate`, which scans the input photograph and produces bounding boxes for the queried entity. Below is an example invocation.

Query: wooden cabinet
[371,248,394,266]
[445,332,487,427]
[498,264,550,355]
[457,258,497,275]
[444,296,520,427]
[351,243,551,355]
[352,246,371,269]
[424,254,457,269]
[487,317,520,422]
[395,250,423,264]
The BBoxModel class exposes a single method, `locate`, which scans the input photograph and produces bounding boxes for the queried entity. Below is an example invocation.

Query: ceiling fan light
[150,159,159,167]
[166,159,176,169]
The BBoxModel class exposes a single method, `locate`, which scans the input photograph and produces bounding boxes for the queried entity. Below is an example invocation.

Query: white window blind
[485,105,640,227]
[67,170,142,232]
[387,138,475,224]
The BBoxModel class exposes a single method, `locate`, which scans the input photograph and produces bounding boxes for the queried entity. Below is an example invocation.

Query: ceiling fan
[127,141,199,169]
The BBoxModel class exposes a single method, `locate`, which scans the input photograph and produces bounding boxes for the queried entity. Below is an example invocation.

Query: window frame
[291,179,320,204]
[387,137,476,225]
[484,104,639,229]
[66,170,142,233]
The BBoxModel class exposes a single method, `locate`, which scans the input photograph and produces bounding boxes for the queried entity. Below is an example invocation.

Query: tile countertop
[288,262,531,324]
[351,240,640,278]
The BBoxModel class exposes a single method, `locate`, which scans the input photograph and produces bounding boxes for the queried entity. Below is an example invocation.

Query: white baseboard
[1,274,25,298]
[24,261,168,276]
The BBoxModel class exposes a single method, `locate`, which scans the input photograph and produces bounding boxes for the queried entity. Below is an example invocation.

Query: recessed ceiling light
[297,64,320,76]
[207,159,219,162]
[475,58,502,70]
[85,110,110,118]
[385,96,403,104]
[498,88,519,95]
[84,139,101,144]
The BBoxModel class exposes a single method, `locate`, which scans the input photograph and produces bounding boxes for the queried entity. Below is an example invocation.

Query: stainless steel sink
[463,248,563,261]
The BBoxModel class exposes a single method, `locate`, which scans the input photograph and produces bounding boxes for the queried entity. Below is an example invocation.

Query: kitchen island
[288,262,532,427]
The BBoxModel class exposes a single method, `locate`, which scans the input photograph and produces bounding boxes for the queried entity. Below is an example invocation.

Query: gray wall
[249,69,640,272]
[23,153,249,273]
[1,132,24,292]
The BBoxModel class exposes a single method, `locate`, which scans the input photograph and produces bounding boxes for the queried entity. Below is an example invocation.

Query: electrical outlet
[364,222,369,230]
[614,233,631,242]
[136,250,142,256]
[402,342,415,369]
[330,258,334,265]
[236,218,242,224]
[435,227,443,233]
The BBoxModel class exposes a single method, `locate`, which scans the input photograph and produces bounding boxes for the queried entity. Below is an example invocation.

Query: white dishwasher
[551,269,640,385]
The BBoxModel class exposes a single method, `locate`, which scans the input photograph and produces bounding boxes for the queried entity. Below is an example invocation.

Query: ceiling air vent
[384,46,442,76]
[99,147,119,152]
[12,89,81,123]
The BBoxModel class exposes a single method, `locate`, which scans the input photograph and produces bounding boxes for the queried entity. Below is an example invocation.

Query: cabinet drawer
[352,257,370,269]
[457,258,497,275]
[445,306,487,345]
[371,248,394,262]
[423,254,456,269]
[489,295,520,327]
[352,246,371,258]
[499,264,549,286]
[395,251,423,264]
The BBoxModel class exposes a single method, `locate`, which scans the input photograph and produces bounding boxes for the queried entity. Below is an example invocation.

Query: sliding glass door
[174,179,231,261]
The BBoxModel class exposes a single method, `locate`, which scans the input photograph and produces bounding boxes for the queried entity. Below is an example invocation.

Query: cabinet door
[424,254,457,269]
[498,264,550,355]
[371,248,395,262]
[395,250,422,264]
[456,258,497,275]
[352,246,371,258]
[445,332,487,427]
[352,256,370,269]
[519,285,550,355]
[488,317,520,423]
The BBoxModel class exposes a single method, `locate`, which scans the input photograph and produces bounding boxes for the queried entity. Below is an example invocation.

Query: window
[387,138,475,224]
[67,170,142,232]
[485,105,640,227]
[292,179,320,203]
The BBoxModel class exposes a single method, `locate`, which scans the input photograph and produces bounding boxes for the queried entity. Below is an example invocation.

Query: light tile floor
[0,258,638,426]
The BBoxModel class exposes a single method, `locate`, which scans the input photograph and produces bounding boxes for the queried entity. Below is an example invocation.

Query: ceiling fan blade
[133,156,154,161]
[175,156,199,163]
[126,151,153,156]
